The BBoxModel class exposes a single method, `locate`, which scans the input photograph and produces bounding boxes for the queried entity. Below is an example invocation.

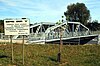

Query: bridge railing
[28,31,90,41]
[0,31,92,41]
[0,33,29,40]
[0,33,10,40]
[29,33,45,41]
[45,31,90,40]
[90,31,100,34]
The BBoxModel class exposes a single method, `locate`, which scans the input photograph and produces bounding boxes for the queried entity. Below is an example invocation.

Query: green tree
[92,20,98,23]
[86,20,99,31]
[92,20,99,31]
[64,3,90,25]
[0,20,4,33]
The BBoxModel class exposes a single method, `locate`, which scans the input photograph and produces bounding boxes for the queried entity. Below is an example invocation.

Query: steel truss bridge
[28,21,99,44]
[0,21,99,44]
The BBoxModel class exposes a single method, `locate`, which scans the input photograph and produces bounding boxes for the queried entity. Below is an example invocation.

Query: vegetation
[0,20,4,33]
[64,3,90,25]
[86,20,100,31]
[0,44,100,66]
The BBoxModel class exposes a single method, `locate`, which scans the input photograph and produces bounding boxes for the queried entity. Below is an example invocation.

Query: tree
[64,3,90,25]
[86,20,99,31]
[0,20,4,33]
[92,20,98,23]
[91,20,99,31]
[0,20,4,25]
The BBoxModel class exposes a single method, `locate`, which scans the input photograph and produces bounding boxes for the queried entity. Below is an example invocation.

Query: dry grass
[0,43,100,66]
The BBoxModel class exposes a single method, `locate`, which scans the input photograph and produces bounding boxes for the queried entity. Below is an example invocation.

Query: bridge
[0,21,99,44]
[27,21,99,44]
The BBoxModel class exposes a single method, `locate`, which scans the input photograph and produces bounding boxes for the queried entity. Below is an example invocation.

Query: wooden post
[60,30,62,50]
[58,29,63,62]
[10,35,14,63]
[22,35,24,65]
[58,16,63,62]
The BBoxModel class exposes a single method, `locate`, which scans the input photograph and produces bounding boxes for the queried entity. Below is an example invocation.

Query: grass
[0,43,100,66]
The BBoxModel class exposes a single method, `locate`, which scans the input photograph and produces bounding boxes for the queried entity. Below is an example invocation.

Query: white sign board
[4,19,30,35]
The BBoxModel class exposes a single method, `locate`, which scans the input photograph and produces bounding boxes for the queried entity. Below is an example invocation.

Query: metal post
[97,35,100,44]
[22,35,24,65]
[4,35,6,44]
[32,28,33,33]
[78,24,80,45]
[72,23,74,37]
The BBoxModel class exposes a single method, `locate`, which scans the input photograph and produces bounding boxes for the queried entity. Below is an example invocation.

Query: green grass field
[0,44,100,66]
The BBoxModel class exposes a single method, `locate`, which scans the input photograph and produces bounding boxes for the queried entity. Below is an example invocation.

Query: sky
[0,0,100,23]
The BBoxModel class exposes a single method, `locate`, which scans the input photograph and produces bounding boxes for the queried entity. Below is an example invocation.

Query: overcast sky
[0,0,100,23]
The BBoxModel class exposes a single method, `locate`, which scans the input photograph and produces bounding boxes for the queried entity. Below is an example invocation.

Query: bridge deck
[29,34,98,44]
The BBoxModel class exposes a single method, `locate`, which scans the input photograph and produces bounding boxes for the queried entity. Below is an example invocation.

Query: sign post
[4,18,30,65]
[22,35,24,65]
[10,35,14,63]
